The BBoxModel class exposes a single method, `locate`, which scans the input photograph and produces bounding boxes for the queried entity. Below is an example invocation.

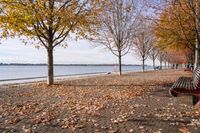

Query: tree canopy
[154,1,196,52]
[153,0,196,65]
[0,0,101,85]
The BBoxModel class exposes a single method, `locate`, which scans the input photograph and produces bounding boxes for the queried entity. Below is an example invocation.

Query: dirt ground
[0,69,200,133]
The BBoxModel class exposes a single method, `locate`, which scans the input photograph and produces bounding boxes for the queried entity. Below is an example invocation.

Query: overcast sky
[0,38,159,65]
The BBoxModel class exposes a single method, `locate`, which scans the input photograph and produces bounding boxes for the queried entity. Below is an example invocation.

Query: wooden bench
[169,67,200,105]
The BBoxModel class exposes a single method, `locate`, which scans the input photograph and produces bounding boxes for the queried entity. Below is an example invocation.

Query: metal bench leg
[169,89,179,97]
[192,95,199,105]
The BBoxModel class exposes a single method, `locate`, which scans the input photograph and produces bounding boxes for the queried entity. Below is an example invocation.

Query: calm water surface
[0,65,153,81]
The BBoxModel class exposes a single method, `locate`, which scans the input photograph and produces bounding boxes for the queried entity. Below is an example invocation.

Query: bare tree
[149,46,159,70]
[158,51,167,70]
[162,51,170,69]
[91,0,139,75]
[134,20,153,72]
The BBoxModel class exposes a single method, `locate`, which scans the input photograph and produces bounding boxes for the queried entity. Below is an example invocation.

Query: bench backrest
[193,67,200,89]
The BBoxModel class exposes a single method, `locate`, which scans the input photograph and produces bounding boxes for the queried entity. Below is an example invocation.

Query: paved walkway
[73,86,200,133]
[1,70,200,133]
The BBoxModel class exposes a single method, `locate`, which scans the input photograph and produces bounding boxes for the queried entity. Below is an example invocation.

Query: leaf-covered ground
[0,69,200,133]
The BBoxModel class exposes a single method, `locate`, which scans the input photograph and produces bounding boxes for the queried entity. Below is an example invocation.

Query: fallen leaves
[0,69,199,132]
[187,119,200,126]
[129,129,134,132]
[31,111,55,124]
[179,126,191,133]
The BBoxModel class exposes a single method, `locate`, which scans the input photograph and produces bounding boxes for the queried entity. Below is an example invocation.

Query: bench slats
[170,67,200,97]
[171,77,193,90]
[169,67,200,105]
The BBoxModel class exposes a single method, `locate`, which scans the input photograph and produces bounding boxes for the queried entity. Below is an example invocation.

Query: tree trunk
[153,56,155,70]
[194,1,200,69]
[118,51,122,75]
[160,56,162,70]
[142,57,145,72]
[194,39,200,69]
[47,48,54,85]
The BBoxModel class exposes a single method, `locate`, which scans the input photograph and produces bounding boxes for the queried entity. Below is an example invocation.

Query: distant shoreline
[0,63,143,66]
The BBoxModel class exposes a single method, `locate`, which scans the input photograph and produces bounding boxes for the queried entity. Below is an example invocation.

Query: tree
[0,0,99,85]
[134,19,153,72]
[152,0,197,67]
[157,49,189,69]
[162,51,170,69]
[158,51,164,70]
[154,4,195,49]
[140,0,196,69]
[172,0,200,68]
[149,46,159,70]
[91,0,138,75]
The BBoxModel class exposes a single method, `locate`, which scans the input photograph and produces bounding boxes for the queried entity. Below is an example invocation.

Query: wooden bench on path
[169,67,200,105]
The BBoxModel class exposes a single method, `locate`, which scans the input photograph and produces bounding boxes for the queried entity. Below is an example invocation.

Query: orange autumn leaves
[154,0,196,63]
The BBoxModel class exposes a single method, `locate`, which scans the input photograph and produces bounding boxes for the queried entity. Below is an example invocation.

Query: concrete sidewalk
[80,86,200,133]
[1,69,199,133]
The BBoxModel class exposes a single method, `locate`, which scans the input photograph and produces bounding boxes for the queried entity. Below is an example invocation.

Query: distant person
[172,64,175,69]
[190,64,194,71]
[186,64,190,69]
[175,64,178,69]
[155,66,159,70]
[184,64,191,71]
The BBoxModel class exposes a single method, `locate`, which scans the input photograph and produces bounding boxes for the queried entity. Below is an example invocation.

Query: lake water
[0,65,153,82]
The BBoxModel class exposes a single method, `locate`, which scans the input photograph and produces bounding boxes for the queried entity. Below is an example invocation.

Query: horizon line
[0,63,146,66]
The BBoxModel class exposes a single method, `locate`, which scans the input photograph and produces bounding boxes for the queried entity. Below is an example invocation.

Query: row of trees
[91,0,179,73]
[0,0,190,85]
[0,0,151,85]
[145,0,200,69]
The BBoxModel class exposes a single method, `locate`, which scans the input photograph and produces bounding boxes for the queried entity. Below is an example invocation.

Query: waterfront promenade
[0,69,200,132]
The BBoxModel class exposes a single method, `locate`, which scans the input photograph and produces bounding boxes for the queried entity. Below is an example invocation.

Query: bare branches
[93,0,138,57]
[134,19,153,60]
[90,0,139,75]
[133,18,154,71]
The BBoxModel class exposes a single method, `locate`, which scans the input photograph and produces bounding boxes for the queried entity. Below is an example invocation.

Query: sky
[0,38,158,65]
